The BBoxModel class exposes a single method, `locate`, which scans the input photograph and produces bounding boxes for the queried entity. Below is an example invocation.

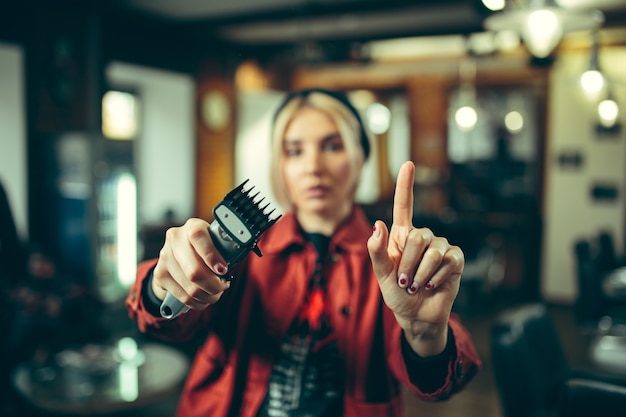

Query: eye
[283,145,301,157]
[323,136,344,152]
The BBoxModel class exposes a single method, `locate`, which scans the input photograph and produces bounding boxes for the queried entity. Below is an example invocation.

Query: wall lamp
[454,58,479,132]
[580,31,605,99]
[484,0,604,58]
[598,90,620,130]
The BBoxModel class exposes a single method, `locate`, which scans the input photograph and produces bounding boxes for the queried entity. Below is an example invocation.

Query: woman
[126,88,481,417]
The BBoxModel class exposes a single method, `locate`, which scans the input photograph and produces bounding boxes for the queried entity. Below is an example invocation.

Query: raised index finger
[392,161,416,229]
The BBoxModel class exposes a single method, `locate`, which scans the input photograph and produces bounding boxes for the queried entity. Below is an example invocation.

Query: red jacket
[126,206,481,417]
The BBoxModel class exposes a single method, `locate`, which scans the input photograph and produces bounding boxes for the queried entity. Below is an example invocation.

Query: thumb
[367,220,396,285]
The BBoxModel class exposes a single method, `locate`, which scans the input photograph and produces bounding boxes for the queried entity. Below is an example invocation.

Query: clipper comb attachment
[211,179,280,264]
[160,180,281,320]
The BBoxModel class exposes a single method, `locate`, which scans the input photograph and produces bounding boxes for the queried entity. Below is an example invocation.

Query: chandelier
[483,0,604,58]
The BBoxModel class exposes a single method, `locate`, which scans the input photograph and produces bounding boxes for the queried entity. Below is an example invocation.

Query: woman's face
[281,106,360,221]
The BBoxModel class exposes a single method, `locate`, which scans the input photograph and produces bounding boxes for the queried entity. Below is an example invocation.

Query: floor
[5,296,613,417]
[403,299,623,417]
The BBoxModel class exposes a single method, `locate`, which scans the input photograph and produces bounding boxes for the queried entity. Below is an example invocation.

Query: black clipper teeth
[223,179,281,240]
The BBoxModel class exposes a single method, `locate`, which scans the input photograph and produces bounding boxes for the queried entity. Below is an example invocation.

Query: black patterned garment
[257,233,343,417]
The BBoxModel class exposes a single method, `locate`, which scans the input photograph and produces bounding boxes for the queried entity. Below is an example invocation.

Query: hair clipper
[160,180,281,319]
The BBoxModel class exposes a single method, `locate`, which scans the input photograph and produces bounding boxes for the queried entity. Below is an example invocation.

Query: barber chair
[573,232,626,374]
[490,303,626,417]
[574,232,626,325]
[557,379,626,417]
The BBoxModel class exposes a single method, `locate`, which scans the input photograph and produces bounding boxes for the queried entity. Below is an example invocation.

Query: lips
[304,185,329,198]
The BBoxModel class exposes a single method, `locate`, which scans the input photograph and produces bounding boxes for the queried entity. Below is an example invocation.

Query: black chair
[490,303,626,417]
[491,303,568,417]
[573,232,626,329]
[557,378,626,417]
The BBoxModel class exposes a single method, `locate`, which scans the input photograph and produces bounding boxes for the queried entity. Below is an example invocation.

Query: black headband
[273,88,370,160]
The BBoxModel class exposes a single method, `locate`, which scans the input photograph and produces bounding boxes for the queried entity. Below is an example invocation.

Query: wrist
[401,319,449,358]
[141,269,166,317]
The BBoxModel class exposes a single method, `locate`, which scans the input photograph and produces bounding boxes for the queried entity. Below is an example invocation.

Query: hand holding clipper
[160,180,281,319]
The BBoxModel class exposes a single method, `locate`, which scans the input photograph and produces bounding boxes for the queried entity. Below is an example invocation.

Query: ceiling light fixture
[598,91,620,128]
[454,59,479,132]
[481,0,506,12]
[580,31,605,99]
[484,0,604,58]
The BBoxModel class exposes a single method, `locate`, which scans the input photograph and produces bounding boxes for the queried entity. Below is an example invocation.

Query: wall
[0,42,27,239]
[541,46,626,302]
[235,90,283,209]
[105,62,196,226]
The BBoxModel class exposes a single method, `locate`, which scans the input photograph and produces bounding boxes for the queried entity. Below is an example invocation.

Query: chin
[311,201,351,216]
[298,200,330,213]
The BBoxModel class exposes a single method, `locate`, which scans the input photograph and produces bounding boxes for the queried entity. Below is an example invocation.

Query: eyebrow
[322,132,342,142]
[282,131,342,147]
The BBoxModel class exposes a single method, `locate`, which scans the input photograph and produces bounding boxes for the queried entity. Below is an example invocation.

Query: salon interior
[1,0,626,416]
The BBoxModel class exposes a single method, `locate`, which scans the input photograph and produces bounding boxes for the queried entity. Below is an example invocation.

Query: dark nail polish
[398,273,408,287]
[215,263,227,275]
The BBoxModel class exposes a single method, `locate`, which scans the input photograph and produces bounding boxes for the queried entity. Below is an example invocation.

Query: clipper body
[160,180,280,319]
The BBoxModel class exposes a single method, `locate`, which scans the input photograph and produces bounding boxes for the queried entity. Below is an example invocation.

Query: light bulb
[482,0,506,12]
[598,98,619,128]
[455,106,478,131]
[580,70,605,97]
[521,8,563,58]
[505,111,524,133]
[366,102,391,135]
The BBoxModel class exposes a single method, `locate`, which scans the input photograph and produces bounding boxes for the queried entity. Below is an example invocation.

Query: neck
[296,204,353,236]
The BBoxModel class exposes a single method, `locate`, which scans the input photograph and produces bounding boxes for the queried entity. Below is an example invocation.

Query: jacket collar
[259,205,373,255]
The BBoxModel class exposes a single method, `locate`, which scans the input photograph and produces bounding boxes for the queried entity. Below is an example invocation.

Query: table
[13,339,189,415]
[590,333,626,375]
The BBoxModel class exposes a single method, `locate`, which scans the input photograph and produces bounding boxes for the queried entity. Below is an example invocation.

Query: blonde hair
[270,91,367,209]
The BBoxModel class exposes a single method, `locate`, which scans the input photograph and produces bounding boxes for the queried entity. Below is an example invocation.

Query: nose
[301,146,323,174]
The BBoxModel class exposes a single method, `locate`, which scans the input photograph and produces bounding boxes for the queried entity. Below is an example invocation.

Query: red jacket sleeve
[125,259,211,342]
[384,308,482,401]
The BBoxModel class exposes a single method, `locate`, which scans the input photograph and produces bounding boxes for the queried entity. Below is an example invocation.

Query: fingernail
[214,263,227,275]
[372,223,380,238]
[407,283,418,294]
[398,273,408,287]
[425,280,434,290]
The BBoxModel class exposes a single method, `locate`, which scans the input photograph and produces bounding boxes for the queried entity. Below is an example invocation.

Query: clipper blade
[217,179,281,244]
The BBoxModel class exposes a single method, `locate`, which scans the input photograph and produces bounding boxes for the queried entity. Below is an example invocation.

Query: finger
[171,243,231,302]
[165,224,214,286]
[392,161,416,229]
[156,261,230,310]
[397,228,434,289]
[156,272,208,310]
[169,253,229,305]
[152,256,196,306]
[153,256,208,310]
[419,245,464,291]
[412,236,449,287]
[157,225,230,309]
[183,218,228,275]
[367,221,395,285]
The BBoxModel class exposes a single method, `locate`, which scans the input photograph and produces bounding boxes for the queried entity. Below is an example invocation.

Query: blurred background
[1,0,626,416]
